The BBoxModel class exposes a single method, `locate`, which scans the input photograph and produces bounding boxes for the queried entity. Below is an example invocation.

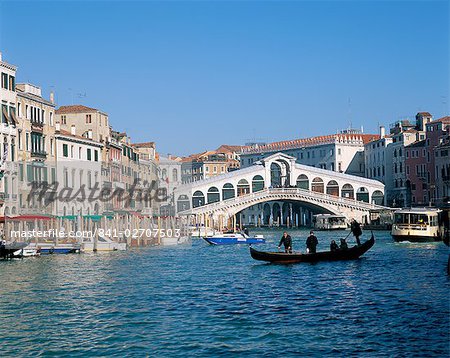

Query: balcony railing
[31,151,47,159]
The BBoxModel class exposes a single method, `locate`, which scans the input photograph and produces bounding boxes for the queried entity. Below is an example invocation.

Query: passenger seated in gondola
[330,240,339,251]
[243,227,249,236]
[278,232,292,253]
[340,238,348,250]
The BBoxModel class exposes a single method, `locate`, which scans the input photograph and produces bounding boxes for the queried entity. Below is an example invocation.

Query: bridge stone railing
[180,187,387,216]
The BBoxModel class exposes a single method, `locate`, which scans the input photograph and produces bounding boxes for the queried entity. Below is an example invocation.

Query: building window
[61,115,66,124]
[87,148,92,161]
[8,75,15,91]
[1,73,8,89]
[63,144,68,157]
[94,150,98,162]
[86,114,92,124]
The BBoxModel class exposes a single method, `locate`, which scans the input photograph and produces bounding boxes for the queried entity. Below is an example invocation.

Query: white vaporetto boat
[391,208,442,242]
[313,214,347,230]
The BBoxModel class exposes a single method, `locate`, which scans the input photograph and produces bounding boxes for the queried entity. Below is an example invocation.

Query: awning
[9,110,18,125]
[6,214,55,221]
[2,107,9,124]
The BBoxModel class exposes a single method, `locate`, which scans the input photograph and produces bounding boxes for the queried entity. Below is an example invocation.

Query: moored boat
[313,214,347,230]
[34,243,81,254]
[249,235,375,264]
[391,208,442,242]
[0,241,28,259]
[80,234,126,252]
[203,233,265,245]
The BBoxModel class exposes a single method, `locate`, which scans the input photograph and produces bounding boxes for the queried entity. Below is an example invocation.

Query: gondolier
[278,232,292,253]
[350,219,362,246]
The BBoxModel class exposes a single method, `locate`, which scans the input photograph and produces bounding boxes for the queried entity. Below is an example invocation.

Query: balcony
[31,150,47,160]
[31,121,44,132]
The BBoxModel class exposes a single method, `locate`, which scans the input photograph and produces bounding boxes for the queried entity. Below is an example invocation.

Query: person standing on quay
[350,219,362,246]
[306,230,319,254]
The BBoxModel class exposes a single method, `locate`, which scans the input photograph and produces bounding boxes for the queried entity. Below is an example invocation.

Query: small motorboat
[0,241,28,259]
[80,234,126,252]
[203,233,265,245]
[33,243,81,254]
[250,235,375,264]
[12,246,40,258]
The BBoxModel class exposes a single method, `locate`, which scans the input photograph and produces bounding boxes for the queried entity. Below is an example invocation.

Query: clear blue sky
[1,1,448,156]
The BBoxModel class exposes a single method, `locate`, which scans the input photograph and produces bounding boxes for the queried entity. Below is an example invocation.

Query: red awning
[6,215,55,221]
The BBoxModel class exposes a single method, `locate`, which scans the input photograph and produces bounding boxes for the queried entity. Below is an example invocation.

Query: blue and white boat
[32,243,81,254]
[203,233,265,245]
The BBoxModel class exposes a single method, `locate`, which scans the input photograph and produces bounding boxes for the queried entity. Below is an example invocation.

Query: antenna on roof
[348,97,352,129]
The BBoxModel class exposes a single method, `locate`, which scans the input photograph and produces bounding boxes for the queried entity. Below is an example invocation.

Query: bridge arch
[207,187,220,204]
[272,202,281,224]
[296,174,309,190]
[252,175,265,192]
[311,177,324,193]
[341,184,354,199]
[192,190,205,208]
[326,180,339,196]
[222,183,235,200]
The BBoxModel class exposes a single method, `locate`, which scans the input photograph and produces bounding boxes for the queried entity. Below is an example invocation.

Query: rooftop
[56,105,99,114]
[242,133,379,154]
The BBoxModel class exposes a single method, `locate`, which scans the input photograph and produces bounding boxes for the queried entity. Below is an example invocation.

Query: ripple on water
[0,229,448,356]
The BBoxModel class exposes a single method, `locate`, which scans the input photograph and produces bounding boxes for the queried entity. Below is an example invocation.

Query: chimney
[50,91,55,104]
[88,129,93,139]
[55,122,61,132]
[71,125,76,136]
[380,126,386,138]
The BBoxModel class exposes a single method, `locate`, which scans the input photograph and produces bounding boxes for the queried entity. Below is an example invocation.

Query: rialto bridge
[175,153,386,228]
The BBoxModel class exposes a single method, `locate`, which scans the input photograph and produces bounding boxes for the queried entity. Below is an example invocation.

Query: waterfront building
[240,129,378,177]
[364,126,393,187]
[102,130,123,214]
[405,140,427,205]
[424,116,450,204]
[405,115,450,206]
[54,123,103,216]
[15,83,56,216]
[158,154,182,215]
[434,128,450,205]
[181,145,244,184]
[55,105,110,144]
[378,114,428,207]
[0,52,18,216]
[132,142,159,216]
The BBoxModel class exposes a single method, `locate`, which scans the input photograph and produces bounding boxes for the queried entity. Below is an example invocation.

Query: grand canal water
[0,229,449,357]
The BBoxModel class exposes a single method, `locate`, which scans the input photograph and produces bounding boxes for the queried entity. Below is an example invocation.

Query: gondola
[249,234,375,264]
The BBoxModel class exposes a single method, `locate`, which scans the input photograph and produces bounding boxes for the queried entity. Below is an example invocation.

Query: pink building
[406,116,450,206]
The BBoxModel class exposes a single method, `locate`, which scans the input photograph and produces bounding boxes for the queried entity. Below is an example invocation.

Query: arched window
[356,187,369,202]
[326,180,339,196]
[222,183,235,200]
[296,174,309,190]
[237,179,250,196]
[372,190,384,205]
[207,187,220,203]
[162,168,167,179]
[341,184,354,199]
[177,195,190,212]
[192,191,205,208]
[252,175,264,192]
[311,177,324,193]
